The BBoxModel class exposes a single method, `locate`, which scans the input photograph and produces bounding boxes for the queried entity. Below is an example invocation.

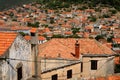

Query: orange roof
[104,43,112,49]
[113,38,120,44]
[30,28,37,33]
[24,35,46,41]
[95,74,120,80]
[108,75,120,80]
[0,20,5,25]
[64,31,72,35]
[101,25,108,29]
[24,35,31,40]
[61,24,72,28]
[38,36,46,41]
[83,32,89,38]
[38,38,115,59]
[0,32,17,56]
[43,28,50,33]
[85,26,93,30]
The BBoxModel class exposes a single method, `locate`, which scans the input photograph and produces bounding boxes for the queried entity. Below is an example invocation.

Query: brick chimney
[75,40,80,58]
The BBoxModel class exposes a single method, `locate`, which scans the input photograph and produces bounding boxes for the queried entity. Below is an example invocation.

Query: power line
[40,57,115,80]
[0,56,115,80]
[0,57,80,63]
[6,60,17,72]
[0,56,115,64]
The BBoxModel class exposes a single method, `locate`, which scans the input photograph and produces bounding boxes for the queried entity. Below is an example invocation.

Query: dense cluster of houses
[0,2,120,80]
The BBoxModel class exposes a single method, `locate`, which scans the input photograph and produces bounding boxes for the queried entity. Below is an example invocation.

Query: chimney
[75,40,80,58]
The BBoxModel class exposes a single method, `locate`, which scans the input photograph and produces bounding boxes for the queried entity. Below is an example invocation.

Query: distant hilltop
[0,0,32,11]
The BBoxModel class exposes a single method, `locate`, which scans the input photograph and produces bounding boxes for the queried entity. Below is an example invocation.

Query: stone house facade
[0,32,32,80]
[38,38,116,80]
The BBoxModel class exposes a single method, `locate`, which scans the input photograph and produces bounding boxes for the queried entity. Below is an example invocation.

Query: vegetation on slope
[36,0,120,10]
[0,0,32,11]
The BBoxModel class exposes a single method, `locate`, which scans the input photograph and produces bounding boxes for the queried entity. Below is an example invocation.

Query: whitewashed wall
[1,34,32,80]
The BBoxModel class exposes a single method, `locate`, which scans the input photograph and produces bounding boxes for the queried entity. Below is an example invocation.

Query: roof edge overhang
[82,53,116,57]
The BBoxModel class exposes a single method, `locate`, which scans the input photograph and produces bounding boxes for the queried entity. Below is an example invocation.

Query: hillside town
[0,2,120,80]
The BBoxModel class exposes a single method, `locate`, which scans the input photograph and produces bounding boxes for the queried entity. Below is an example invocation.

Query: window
[81,62,83,72]
[31,32,35,36]
[91,60,97,70]
[67,69,72,79]
[52,74,58,80]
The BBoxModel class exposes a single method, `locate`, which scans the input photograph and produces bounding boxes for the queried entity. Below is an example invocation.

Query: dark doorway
[17,66,22,80]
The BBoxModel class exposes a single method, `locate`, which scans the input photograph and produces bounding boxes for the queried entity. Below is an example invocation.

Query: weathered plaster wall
[40,58,79,72]
[1,35,32,80]
[81,56,114,79]
[41,63,81,80]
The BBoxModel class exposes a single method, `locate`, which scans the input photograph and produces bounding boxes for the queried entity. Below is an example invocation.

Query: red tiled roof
[83,32,89,38]
[24,35,31,40]
[30,28,37,33]
[0,32,17,56]
[85,26,93,30]
[104,43,112,49]
[108,75,120,80]
[94,74,120,80]
[43,28,50,33]
[38,36,46,41]
[24,35,46,41]
[0,20,5,25]
[38,38,115,59]
[64,31,72,35]
[113,38,120,44]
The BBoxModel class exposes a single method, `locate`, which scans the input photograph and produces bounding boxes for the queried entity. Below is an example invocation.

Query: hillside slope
[0,0,32,11]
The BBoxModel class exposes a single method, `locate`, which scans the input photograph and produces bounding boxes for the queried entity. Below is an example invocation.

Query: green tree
[95,35,104,41]
[27,22,39,28]
[71,28,80,35]
[107,36,114,42]
[52,34,64,38]
[68,34,80,38]
[19,32,26,36]
[88,16,97,22]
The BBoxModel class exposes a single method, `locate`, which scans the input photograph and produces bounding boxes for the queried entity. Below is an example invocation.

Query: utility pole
[27,28,41,80]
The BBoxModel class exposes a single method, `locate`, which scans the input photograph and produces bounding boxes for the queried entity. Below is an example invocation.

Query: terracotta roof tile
[90,74,120,80]
[24,35,46,41]
[43,28,50,33]
[38,36,46,41]
[64,31,72,35]
[38,38,115,59]
[30,28,37,33]
[108,75,120,80]
[113,38,120,44]
[0,32,17,56]
[24,35,31,40]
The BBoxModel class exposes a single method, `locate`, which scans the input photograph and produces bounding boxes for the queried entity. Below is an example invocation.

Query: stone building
[38,38,116,80]
[0,32,32,80]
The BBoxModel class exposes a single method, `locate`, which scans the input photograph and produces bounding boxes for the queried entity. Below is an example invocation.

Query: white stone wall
[41,63,81,80]
[81,56,114,79]
[2,35,32,80]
